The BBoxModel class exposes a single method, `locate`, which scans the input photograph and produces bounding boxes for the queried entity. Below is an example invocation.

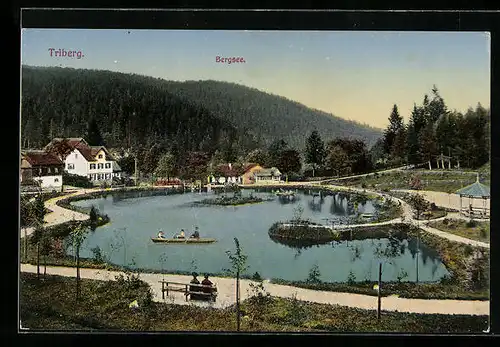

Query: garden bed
[20,272,488,332]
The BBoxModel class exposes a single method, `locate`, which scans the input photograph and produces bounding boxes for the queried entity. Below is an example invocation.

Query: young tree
[224,238,249,332]
[407,193,429,220]
[30,194,46,279]
[71,208,99,301]
[383,104,404,154]
[305,131,325,177]
[40,235,52,278]
[86,117,105,146]
[154,152,176,180]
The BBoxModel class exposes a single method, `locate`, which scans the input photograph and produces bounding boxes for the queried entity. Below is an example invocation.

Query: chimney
[228,163,232,170]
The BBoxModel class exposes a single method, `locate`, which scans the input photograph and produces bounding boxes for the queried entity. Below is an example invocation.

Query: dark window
[105,163,111,169]
[98,154,103,159]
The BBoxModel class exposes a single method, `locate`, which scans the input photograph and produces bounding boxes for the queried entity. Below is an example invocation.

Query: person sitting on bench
[190,227,200,239]
[201,274,216,301]
[189,272,201,300]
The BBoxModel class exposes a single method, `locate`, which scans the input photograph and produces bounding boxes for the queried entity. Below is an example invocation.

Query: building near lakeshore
[20,150,64,191]
[44,137,122,184]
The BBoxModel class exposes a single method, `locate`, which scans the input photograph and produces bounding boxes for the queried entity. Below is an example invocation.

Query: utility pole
[377,262,382,321]
[134,156,138,186]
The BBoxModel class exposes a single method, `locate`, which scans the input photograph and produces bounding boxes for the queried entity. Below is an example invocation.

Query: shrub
[479,228,487,239]
[347,271,356,285]
[252,272,262,281]
[307,263,321,284]
[466,219,477,228]
[91,246,106,264]
[62,172,93,188]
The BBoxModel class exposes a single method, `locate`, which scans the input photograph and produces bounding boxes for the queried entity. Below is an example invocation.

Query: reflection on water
[71,189,449,283]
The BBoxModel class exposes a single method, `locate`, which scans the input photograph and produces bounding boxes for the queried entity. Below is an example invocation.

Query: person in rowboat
[175,229,186,239]
[157,230,165,239]
[190,227,200,239]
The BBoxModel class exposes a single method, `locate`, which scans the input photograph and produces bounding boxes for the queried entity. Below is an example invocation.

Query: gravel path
[20,264,489,315]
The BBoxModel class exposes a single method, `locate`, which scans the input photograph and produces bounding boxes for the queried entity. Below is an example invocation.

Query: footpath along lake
[71,189,450,283]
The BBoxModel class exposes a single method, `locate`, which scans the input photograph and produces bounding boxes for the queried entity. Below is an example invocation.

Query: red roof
[23,151,63,166]
[214,163,259,177]
[45,138,116,162]
[242,163,259,173]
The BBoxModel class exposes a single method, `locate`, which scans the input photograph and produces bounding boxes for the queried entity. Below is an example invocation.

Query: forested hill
[21,66,252,154]
[161,80,382,149]
[21,66,382,154]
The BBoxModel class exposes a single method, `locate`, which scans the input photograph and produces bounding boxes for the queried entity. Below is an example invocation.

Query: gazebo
[455,173,490,218]
[435,153,452,169]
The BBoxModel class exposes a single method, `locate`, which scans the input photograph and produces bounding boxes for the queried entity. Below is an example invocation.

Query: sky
[21,29,490,129]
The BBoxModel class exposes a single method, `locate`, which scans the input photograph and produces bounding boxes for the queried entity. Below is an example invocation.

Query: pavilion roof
[455,180,490,198]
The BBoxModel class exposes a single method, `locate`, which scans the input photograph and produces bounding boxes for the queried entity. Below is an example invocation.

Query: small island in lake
[268,219,340,245]
[195,192,271,206]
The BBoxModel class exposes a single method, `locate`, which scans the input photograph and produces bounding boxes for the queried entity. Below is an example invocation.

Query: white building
[45,138,122,184]
[20,150,64,191]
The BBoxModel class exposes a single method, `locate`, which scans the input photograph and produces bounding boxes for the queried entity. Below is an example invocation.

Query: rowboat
[151,237,217,244]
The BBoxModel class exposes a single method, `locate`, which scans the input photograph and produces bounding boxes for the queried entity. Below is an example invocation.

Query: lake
[71,189,450,283]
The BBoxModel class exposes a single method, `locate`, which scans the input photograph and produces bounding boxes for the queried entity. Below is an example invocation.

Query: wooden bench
[159,280,218,302]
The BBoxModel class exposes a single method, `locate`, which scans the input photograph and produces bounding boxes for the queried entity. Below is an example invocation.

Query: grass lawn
[20,272,488,333]
[333,169,489,194]
[428,219,490,243]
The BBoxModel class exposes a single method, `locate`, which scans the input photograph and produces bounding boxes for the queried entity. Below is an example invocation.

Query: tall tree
[368,138,387,169]
[428,85,448,124]
[245,148,269,167]
[383,104,404,154]
[326,145,350,177]
[268,139,288,168]
[86,117,105,146]
[418,123,438,170]
[405,122,420,165]
[277,149,302,177]
[154,152,176,180]
[305,131,325,177]
[391,126,408,163]
[179,151,210,181]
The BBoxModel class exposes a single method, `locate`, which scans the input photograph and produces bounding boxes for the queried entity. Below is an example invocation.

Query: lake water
[71,189,450,283]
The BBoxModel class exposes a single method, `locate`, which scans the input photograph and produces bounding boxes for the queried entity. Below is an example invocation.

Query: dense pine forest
[21,66,489,181]
[21,66,249,156]
[160,79,382,149]
[21,66,382,153]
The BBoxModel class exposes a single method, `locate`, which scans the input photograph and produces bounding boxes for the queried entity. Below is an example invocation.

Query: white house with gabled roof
[44,137,122,184]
